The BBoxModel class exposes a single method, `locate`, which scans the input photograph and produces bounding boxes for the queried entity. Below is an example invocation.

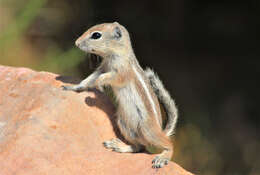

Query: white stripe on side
[132,66,160,127]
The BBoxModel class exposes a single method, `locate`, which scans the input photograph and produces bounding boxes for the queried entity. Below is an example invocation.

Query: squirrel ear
[113,21,119,25]
[112,26,122,39]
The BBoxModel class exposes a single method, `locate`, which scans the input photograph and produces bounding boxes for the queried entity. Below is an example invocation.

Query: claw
[103,142,108,147]
[152,156,158,163]
[62,85,69,90]
[152,156,169,169]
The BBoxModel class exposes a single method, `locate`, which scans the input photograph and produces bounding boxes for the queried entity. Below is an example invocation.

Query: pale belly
[113,83,148,143]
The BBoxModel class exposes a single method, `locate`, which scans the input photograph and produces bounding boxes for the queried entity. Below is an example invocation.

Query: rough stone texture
[0,65,193,175]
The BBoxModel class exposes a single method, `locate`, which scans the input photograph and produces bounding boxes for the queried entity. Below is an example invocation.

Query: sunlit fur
[64,22,178,168]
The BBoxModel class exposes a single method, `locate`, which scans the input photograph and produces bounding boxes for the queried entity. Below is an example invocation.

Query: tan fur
[63,22,177,168]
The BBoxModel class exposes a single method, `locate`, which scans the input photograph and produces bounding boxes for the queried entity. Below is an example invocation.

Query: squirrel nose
[75,39,82,47]
[75,38,86,48]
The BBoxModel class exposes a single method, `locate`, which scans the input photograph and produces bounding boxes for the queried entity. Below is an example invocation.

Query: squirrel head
[75,22,132,58]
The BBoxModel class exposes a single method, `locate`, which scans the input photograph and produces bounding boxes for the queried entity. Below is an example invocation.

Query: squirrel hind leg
[152,142,173,168]
[103,138,143,153]
[141,125,173,168]
[152,151,171,168]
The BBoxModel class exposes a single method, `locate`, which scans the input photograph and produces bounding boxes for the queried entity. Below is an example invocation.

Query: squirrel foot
[152,151,171,169]
[103,138,141,153]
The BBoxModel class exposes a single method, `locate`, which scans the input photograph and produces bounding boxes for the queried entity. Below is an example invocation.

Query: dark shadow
[56,75,147,153]
[55,75,82,84]
[85,88,148,154]
[84,88,127,142]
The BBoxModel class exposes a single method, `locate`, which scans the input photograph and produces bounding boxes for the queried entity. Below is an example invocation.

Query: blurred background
[0,0,259,174]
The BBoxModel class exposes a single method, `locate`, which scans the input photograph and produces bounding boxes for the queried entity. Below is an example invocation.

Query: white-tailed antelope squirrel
[62,22,178,168]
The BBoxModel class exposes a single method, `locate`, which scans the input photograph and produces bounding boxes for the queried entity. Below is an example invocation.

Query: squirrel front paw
[61,85,72,91]
[61,85,85,92]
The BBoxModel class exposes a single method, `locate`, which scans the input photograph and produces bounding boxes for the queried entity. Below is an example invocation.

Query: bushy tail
[145,68,178,136]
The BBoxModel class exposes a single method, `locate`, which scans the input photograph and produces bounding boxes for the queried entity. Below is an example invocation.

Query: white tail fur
[145,68,178,136]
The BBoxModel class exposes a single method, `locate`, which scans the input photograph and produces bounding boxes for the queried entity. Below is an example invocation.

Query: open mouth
[86,53,103,69]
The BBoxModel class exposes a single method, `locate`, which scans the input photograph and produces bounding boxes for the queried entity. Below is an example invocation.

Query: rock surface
[0,65,193,175]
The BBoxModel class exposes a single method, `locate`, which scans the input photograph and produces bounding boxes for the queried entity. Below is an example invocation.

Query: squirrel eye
[91,32,102,39]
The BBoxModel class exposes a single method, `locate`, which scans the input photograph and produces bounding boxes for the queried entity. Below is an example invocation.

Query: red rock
[0,65,193,175]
